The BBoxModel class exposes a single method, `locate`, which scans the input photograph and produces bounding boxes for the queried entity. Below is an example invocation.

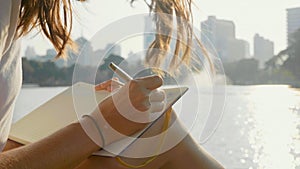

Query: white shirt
[0,0,22,151]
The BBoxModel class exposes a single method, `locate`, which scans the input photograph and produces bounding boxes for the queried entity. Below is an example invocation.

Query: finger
[95,80,111,91]
[95,79,124,91]
[111,79,124,87]
[128,93,150,112]
[107,86,113,92]
[111,84,122,92]
[149,89,165,102]
[136,75,163,90]
[149,102,165,113]
[95,84,106,91]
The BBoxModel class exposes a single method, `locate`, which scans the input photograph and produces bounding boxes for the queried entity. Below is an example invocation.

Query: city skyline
[21,0,300,57]
[201,16,251,63]
[25,15,273,64]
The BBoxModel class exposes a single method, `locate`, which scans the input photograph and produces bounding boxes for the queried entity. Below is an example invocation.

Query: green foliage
[22,54,128,86]
[224,59,259,85]
[224,58,298,86]
[22,58,74,86]
[277,29,300,80]
[224,28,300,86]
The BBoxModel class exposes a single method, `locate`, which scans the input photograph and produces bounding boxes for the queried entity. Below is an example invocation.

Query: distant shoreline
[22,84,40,88]
[22,83,69,88]
[22,83,300,89]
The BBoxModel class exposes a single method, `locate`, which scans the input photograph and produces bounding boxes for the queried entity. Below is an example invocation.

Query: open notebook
[9,82,188,157]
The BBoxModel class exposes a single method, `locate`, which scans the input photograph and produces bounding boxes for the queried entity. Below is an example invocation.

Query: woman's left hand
[95,78,124,92]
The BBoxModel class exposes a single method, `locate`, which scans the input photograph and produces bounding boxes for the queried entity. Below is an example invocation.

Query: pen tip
[109,62,117,71]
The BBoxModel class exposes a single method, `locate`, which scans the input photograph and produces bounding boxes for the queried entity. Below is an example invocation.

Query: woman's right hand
[81,75,165,147]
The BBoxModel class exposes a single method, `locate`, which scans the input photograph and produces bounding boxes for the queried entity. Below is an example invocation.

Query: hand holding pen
[109,63,166,120]
[81,63,166,147]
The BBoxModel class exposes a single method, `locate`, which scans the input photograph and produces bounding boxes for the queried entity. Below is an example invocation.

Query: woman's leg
[75,110,224,169]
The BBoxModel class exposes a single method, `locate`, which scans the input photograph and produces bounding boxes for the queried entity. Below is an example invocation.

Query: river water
[13,85,300,169]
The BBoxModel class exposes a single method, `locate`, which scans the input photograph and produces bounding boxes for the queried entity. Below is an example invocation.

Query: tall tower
[287,7,300,45]
[254,34,274,68]
[201,16,248,63]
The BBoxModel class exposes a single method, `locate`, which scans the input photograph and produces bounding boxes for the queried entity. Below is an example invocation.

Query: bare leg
[76,110,224,169]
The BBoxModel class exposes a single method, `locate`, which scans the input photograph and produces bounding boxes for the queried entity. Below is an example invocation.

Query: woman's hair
[18,0,209,70]
[17,0,82,58]
[139,0,197,69]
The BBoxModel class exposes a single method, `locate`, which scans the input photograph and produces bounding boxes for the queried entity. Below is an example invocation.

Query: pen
[109,62,133,82]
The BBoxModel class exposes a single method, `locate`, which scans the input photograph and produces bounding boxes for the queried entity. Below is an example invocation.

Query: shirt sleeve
[0,0,12,57]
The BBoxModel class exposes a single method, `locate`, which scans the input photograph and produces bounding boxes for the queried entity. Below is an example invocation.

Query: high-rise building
[201,16,249,63]
[24,46,37,59]
[254,34,274,68]
[105,43,121,56]
[229,39,250,61]
[287,7,300,45]
[68,37,94,66]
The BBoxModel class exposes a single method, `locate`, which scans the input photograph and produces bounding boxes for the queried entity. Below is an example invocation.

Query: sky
[21,0,300,57]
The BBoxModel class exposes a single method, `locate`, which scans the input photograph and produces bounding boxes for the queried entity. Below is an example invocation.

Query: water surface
[13,85,300,169]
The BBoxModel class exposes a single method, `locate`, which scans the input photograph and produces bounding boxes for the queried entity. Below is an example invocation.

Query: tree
[269,29,300,80]
[223,58,259,85]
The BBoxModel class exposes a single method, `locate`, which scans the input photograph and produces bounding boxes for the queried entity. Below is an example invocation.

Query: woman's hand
[95,78,123,92]
[81,75,165,147]
[100,75,165,136]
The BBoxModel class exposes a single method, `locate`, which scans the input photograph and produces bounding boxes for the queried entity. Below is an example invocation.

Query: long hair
[17,0,209,70]
[17,0,81,58]
[137,0,193,69]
